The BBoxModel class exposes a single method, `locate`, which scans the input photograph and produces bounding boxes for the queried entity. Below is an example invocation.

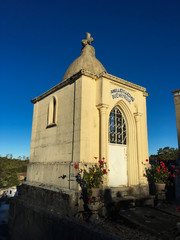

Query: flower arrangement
[146,160,179,184]
[74,157,108,194]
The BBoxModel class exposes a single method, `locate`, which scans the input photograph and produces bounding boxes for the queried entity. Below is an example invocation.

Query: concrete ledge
[9,197,121,240]
[20,183,79,217]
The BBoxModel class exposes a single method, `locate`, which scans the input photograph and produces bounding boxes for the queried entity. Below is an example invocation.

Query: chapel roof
[62,33,106,82]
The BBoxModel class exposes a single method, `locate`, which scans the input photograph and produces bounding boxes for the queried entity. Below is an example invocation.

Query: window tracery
[109,106,127,145]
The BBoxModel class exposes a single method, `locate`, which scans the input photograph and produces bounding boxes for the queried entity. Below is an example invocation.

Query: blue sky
[0,0,179,158]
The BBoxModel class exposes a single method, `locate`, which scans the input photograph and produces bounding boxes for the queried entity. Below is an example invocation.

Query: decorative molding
[172,89,180,96]
[100,72,148,94]
[134,112,143,122]
[143,92,149,97]
[31,69,148,104]
[31,69,101,104]
[96,103,109,109]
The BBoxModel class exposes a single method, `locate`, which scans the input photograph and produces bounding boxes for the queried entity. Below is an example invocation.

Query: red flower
[169,172,171,175]
[173,174,176,178]
[102,169,106,174]
[176,170,179,173]
[102,157,105,160]
[74,163,78,169]
[172,165,175,168]
[99,160,103,166]
[146,159,148,162]
[157,168,161,172]
[163,168,167,172]
[160,161,165,168]
[88,199,91,203]
[177,206,180,212]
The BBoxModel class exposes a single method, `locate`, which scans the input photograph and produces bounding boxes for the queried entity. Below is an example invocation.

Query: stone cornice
[100,72,147,93]
[31,70,84,103]
[31,69,148,103]
[172,89,180,96]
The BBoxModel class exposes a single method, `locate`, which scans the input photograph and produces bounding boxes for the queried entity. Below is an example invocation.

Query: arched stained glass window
[109,107,127,145]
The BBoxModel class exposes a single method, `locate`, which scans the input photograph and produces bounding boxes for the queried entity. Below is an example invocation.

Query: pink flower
[172,165,175,168]
[157,168,161,172]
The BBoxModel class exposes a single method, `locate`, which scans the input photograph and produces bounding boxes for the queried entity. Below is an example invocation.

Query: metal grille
[109,107,127,145]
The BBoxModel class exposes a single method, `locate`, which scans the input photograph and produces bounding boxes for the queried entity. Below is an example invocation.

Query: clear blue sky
[0,0,179,158]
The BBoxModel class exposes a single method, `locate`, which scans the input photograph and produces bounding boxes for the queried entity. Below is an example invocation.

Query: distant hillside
[0,156,28,188]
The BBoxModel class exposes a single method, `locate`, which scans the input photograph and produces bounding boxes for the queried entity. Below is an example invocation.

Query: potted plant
[74,157,108,221]
[74,157,108,197]
[146,160,179,191]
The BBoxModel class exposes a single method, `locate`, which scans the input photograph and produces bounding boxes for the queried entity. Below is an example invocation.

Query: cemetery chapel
[27,33,149,198]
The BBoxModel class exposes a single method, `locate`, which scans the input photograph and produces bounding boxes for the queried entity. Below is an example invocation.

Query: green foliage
[149,147,179,161]
[0,156,28,188]
[145,160,179,184]
[146,161,170,183]
[75,158,108,190]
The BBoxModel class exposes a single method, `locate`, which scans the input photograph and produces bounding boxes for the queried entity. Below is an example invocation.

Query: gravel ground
[80,202,180,240]
[92,219,157,240]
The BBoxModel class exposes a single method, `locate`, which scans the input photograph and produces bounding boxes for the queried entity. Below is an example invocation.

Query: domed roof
[62,33,106,82]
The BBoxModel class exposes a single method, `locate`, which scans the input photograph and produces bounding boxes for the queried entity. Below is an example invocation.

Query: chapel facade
[27,33,149,196]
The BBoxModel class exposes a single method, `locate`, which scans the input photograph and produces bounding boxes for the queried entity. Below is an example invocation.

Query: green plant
[74,157,108,191]
[146,161,179,184]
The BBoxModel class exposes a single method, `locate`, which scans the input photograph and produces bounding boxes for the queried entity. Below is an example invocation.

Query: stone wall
[8,194,120,240]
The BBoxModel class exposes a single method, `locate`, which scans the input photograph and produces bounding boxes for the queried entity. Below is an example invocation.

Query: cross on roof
[81,32,94,47]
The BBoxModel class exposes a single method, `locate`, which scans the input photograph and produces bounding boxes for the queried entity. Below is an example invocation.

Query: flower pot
[155,183,166,191]
[87,199,102,223]
[91,188,100,197]
[87,201,102,212]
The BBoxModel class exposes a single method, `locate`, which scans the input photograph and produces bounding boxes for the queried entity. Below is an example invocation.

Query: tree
[0,156,28,188]
[149,147,179,162]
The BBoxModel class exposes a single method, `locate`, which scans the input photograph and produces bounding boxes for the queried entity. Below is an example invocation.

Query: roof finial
[81,32,94,47]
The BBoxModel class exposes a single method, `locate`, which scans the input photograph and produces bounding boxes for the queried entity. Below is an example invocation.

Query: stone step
[110,187,131,198]
[102,195,155,218]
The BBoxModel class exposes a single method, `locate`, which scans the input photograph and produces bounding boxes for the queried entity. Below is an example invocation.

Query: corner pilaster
[134,112,144,184]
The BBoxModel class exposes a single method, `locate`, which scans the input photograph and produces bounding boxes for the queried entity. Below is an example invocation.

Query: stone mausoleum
[27,33,149,195]
[9,33,150,239]
[172,89,180,161]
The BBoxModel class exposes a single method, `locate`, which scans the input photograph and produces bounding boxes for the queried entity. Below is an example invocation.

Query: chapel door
[108,106,127,187]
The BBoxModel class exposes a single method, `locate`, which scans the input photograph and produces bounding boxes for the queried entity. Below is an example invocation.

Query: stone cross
[81,32,94,47]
